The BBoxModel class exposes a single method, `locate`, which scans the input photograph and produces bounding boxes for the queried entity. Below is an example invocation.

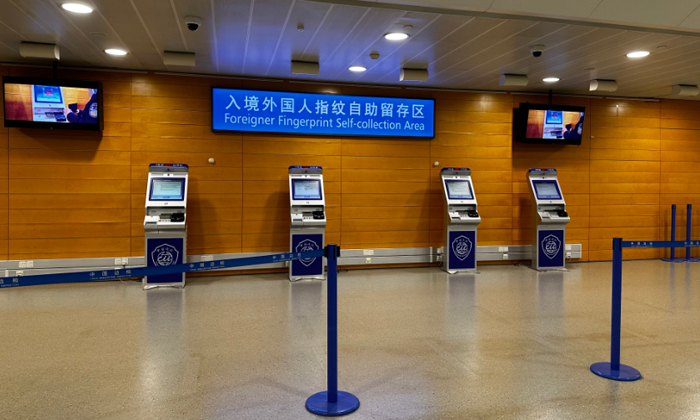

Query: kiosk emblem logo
[295,239,319,267]
[152,243,179,266]
[541,234,562,259]
[451,235,473,261]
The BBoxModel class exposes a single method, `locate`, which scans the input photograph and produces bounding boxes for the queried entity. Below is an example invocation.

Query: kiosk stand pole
[590,238,642,381]
[306,244,360,416]
[671,205,676,261]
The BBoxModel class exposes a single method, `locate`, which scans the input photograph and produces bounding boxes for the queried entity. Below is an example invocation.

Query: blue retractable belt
[0,249,326,289]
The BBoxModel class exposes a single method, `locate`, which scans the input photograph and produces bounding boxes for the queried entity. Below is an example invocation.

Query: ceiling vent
[590,79,618,92]
[672,84,699,97]
[291,61,319,75]
[19,42,60,60]
[400,68,428,82]
[164,51,195,67]
[499,74,528,87]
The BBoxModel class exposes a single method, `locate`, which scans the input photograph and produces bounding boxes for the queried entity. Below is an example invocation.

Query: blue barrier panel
[306,244,360,417]
[0,249,326,289]
[591,238,700,382]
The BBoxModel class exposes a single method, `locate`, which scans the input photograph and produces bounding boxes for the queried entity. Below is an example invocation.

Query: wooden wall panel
[589,98,661,261]
[3,67,700,265]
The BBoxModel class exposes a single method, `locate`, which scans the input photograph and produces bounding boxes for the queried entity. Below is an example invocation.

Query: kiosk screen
[445,180,473,200]
[150,178,185,201]
[292,179,322,200]
[34,85,63,103]
[533,180,562,200]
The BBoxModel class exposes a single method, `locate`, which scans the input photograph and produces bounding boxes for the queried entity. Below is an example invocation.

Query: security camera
[185,16,201,32]
[530,45,544,58]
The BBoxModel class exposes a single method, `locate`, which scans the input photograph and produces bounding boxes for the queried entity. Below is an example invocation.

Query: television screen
[515,104,585,145]
[292,179,322,200]
[3,77,102,131]
[150,178,185,201]
[445,180,474,200]
[533,180,562,200]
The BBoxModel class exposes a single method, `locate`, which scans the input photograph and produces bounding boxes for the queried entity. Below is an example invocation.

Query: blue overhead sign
[212,88,434,138]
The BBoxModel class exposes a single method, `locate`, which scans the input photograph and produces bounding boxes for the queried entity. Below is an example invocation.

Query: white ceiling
[2,0,700,99]
[355,0,700,32]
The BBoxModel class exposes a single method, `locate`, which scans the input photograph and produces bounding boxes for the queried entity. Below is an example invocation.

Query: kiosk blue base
[590,362,642,381]
[306,391,360,417]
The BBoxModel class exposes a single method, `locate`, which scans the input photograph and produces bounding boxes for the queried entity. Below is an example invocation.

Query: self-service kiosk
[441,168,481,273]
[31,85,67,123]
[289,166,326,281]
[143,163,189,289]
[528,168,570,271]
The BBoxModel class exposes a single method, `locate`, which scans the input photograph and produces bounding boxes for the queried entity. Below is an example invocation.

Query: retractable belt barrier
[0,249,326,289]
[591,238,700,382]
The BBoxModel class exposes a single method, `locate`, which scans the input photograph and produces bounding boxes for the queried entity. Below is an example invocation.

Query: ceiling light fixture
[542,77,560,83]
[61,2,93,13]
[105,48,127,56]
[349,66,366,72]
[384,32,409,41]
[626,51,650,58]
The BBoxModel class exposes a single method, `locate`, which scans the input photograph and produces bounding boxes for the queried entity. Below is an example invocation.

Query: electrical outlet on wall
[503,254,508,260]
[365,258,372,264]
[363,249,374,256]
[18,261,26,268]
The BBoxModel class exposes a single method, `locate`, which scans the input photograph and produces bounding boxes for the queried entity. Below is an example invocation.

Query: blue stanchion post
[306,244,360,417]
[671,204,676,261]
[687,204,693,260]
[590,238,642,381]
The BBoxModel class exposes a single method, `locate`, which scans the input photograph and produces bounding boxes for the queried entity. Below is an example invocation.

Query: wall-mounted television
[514,103,585,145]
[3,77,102,131]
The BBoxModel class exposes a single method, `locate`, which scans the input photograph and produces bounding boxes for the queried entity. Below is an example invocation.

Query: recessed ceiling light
[384,32,409,41]
[349,66,366,72]
[105,48,127,56]
[626,51,650,58]
[543,77,560,83]
[61,3,93,13]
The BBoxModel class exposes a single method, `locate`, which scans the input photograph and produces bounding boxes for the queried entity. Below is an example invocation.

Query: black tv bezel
[3,76,103,131]
[515,103,585,146]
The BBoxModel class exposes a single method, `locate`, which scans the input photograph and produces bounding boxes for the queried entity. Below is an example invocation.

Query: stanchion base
[687,257,700,262]
[306,391,360,417]
[590,362,642,381]
[662,258,688,263]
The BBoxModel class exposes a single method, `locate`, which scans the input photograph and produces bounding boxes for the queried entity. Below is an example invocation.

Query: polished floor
[2,260,700,419]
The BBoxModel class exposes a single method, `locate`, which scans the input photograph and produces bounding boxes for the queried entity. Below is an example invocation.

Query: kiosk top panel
[532,180,562,201]
[291,178,323,201]
[289,166,322,175]
[444,179,474,200]
[528,168,557,176]
[441,167,471,176]
[149,163,189,173]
